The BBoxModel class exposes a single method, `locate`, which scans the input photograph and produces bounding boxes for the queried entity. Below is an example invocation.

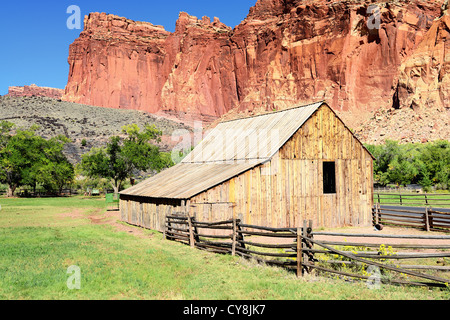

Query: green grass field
[0,196,448,300]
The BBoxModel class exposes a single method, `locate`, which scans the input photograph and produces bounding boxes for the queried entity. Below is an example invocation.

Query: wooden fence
[373,205,450,232]
[309,231,450,288]
[375,193,450,207]
[164,215,450,288]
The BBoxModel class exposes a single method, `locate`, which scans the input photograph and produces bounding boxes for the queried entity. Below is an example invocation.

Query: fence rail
[373,205,450,232]
[375,193,450,207]
[164,215,450,288]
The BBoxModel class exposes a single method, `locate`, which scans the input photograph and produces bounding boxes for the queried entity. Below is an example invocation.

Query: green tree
[366,140,450,189]
[0,124,40,196]
[79,124,172,194]
[0,122,74,197]
[37,136,75,193]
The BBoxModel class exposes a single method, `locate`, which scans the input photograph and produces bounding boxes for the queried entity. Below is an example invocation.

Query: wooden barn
[119,101,374,232]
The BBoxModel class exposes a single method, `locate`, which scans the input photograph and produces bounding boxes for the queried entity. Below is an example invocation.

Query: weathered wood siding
[120,195,183,231]
[120,104,373,232]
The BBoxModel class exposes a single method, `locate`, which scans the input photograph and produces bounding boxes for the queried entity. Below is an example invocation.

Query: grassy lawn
[0,196,449,300]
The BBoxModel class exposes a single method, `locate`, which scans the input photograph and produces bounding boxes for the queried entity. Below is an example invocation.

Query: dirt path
[60,208,150,238]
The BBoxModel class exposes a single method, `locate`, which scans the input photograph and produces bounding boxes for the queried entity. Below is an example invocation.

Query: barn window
[323,161,336,194]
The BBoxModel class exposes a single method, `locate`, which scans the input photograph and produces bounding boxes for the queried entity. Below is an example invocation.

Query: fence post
[164,216,172,241]
[297,227,302,278]
[399,193,403,206]
[232,218,237,256]
[187,216,195,248]
[163,217,167,240]
[424,207,430,232]
[236,219,245,250]
[374,203,380,225]
[429,207,434,231]
[307,220,314,274]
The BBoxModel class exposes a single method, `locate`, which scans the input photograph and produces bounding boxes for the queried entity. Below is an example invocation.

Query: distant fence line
[374,187,425,193]
[164,215,450,288]
[375,193,450,208]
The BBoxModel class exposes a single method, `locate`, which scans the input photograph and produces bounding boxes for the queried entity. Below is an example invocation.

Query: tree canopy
[79,124,173,194]
[365,140,450,190]
[0,121,74,197]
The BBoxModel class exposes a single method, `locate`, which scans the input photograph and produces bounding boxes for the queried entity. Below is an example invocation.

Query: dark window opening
[323,162,336,194]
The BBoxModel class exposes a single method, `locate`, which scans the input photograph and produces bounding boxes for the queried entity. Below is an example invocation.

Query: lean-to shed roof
[119,162,260,199]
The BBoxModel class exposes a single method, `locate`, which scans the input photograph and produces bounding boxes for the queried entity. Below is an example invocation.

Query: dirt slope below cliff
[0,96,192,163]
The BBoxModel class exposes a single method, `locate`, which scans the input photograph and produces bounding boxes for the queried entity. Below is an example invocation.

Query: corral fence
[375,193,450,207]
[373,204,450,232]
[164,215,450,288]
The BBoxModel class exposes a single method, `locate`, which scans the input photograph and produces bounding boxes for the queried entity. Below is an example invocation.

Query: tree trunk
[111,179,121,196]
[7,184,17,198]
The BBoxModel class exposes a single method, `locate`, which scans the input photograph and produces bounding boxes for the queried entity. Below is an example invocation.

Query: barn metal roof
[121,101,324,199]
[182,101,323,164]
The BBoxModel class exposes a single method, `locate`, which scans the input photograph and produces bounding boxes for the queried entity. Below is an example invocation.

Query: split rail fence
[164,214,450,288]
[373,205,450,232]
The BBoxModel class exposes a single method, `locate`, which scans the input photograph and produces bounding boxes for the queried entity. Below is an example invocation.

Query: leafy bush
[365,140,450,188]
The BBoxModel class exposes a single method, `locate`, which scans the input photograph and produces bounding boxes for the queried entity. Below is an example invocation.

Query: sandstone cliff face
[63,12,237,123]
[231,0,442,114]
[393,11,450,111]
[63,0,445,124]
[7,84,64,99]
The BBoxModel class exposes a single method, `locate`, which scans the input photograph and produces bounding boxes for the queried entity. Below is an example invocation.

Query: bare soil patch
[60,207,150,238]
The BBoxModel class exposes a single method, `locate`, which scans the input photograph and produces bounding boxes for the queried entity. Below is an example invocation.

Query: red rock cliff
[393,10,450,110]
[8,84,64,99]
[63,12,236,123]
[63,0,445,122]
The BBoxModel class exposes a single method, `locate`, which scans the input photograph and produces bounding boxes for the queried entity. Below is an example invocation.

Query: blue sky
[0,0,256,95]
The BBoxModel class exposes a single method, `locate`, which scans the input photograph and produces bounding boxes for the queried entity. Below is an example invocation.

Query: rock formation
[63,0,446,126]
[63,12,236,124]
[393,10,450,111]
[7,84,64,99]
